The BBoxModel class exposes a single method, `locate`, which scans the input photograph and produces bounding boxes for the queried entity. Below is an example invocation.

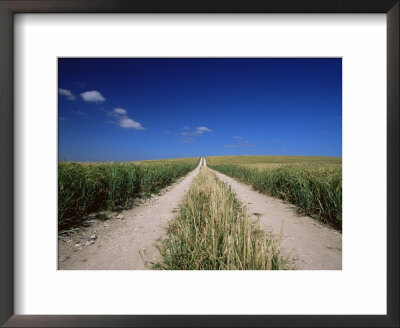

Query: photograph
[1,0,396,324]
[57,57,342,270]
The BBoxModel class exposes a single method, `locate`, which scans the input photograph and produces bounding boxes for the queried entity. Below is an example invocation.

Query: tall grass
[206,155,342,166]
[156,167,284,270]
[58,158,199,229]
[208,163,342,230]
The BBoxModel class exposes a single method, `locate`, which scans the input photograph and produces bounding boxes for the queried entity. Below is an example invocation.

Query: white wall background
[14,14,386,315]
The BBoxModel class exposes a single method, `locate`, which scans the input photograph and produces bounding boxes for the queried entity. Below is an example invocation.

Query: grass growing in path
[156,167,284,270]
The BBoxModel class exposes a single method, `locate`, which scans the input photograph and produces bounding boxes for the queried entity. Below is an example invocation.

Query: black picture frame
[0,1,398,327]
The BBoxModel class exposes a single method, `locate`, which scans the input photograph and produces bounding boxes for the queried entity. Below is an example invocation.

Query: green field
[206,155,341,167]
[207,156,342,229]
[58,157,199,229]
[59,155,342,232]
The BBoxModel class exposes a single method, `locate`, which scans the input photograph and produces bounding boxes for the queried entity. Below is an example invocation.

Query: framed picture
[0,0,398,327]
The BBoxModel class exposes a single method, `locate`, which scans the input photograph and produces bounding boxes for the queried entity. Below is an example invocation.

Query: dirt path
[59,158,341,270]
[205,159,342,270]
[58,160,203,270]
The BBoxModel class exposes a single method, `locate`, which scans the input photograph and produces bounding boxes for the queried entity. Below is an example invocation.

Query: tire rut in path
[206,161,342,270]
[59,160,203,270]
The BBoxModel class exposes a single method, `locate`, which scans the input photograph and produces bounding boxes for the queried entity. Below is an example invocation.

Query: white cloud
[109,107,146,130]
[197,126,212,133]
[233,136,243,139]
[80,90,106,103]
[113,108,127,115]
[119,117,146,130]
[58,88,75,101]
[181,126,212,136]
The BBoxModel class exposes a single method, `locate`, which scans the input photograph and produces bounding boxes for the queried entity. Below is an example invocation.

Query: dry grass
[156,166,285,270]
[206,155,342,167]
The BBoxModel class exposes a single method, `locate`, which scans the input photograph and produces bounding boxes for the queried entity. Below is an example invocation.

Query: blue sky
[58,58,342,161]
